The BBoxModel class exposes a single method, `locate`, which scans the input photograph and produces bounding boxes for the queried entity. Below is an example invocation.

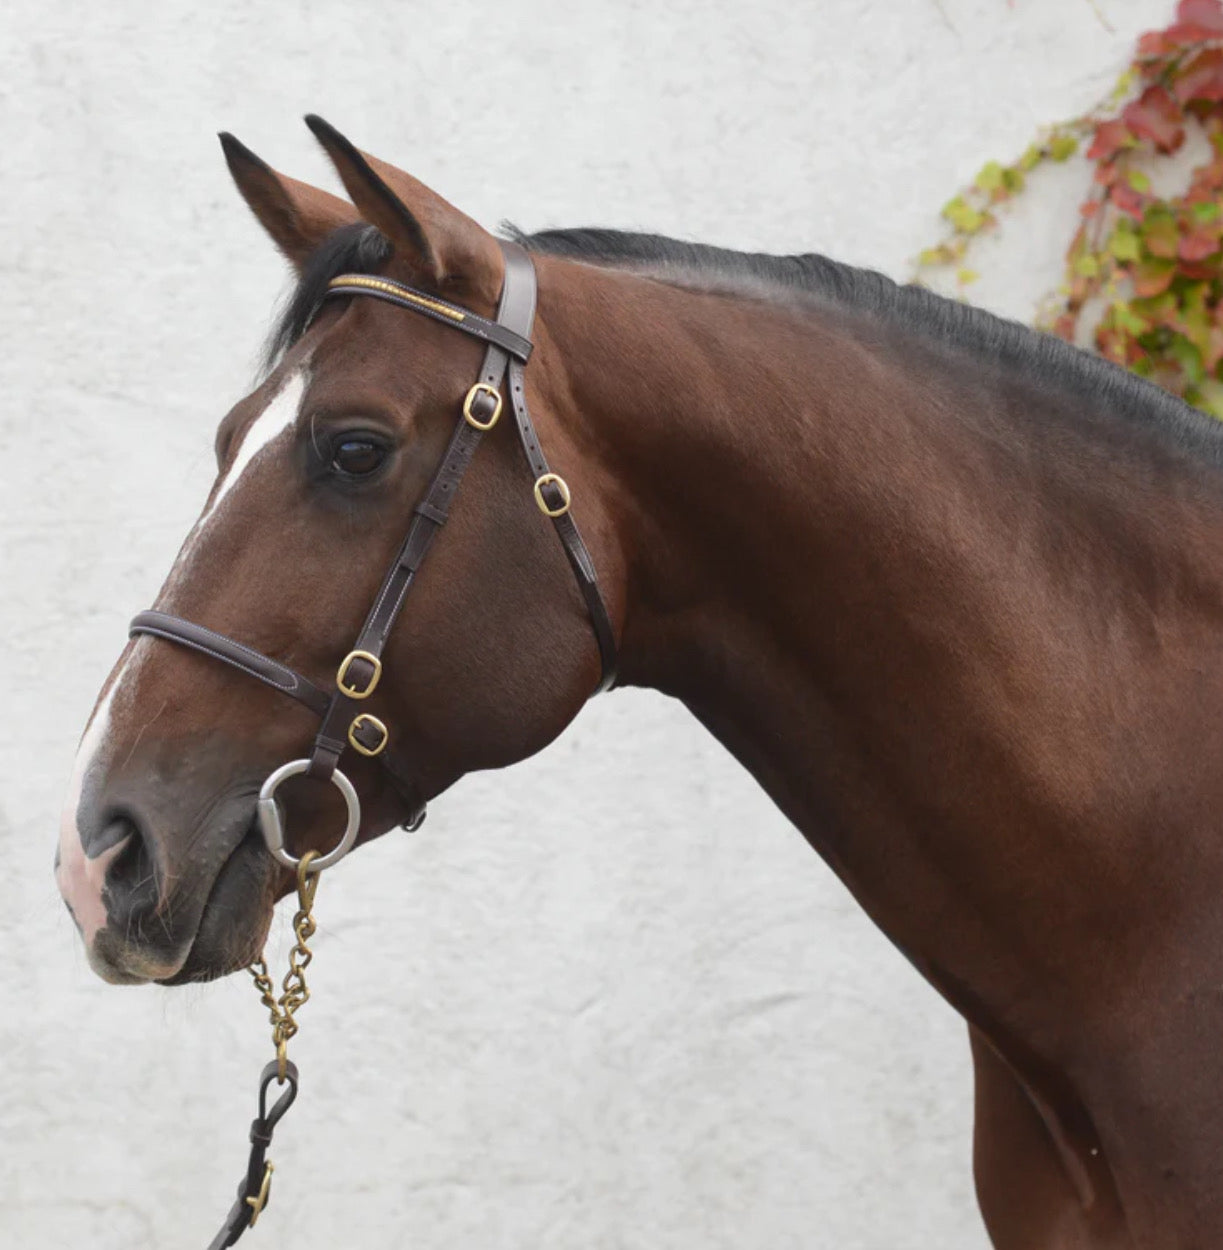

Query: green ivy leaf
[1126,169,1152,193]
[942,196,987,234]
[1192,201,1222,224]
[975,161,1006,193]
[1112,302,1151,336]
[1199,392,1223,420]
[1110,225,1143,262]
[1135,290,1179,323]
[918,246,954,267]
[1133,259,1177,297]
[1110,68,1136,105]
[1198,380,1223,419]
[1049,133,1080,162]
[1018,143,1044,171]
[1142,208,1180,258]
[1169,333,1207,386]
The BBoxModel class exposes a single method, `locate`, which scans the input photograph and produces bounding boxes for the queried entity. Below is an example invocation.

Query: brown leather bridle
[130,240,617,869]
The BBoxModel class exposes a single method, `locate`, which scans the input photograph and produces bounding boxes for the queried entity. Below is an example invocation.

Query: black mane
[269,220,1223,472]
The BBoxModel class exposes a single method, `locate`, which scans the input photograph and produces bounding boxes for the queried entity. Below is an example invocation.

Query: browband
[131,241,617,841]
[324,274,534,362]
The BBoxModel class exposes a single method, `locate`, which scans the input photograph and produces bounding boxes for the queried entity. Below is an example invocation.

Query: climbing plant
[920,0,1223,416]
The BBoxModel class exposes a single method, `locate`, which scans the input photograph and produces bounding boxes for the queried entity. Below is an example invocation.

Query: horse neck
[538,253,1223,1047]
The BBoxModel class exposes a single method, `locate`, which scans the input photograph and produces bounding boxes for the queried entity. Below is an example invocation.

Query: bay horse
[55,116,1223,1249]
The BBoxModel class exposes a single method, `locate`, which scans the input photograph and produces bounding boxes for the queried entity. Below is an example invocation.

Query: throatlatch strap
[502,341,618,690]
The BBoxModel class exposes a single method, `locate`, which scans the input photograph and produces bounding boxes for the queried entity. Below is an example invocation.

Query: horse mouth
[156,821,278,985]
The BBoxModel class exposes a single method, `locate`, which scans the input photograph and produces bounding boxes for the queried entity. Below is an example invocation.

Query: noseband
[130,241,617,866]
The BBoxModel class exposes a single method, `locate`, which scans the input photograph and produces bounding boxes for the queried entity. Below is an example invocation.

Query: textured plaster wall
[0,2,1170,1247]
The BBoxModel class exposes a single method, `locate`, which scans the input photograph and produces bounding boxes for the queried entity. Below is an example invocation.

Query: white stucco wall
[0,2,1171,1246]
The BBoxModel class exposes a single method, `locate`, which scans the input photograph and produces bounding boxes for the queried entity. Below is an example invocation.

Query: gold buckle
[462,383,502,431]
[533,473,572,518]
[246,1161,274,1227]
[348,713,389,757]
[336,650,382,699]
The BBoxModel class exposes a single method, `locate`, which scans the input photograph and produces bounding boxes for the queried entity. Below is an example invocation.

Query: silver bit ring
[256,760,360,872]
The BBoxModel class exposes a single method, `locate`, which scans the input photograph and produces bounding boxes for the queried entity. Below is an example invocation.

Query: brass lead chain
[248,850,322,1081]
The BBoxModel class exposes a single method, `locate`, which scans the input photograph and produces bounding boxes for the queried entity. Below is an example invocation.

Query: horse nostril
[81,813,139,861]
[87,810,160,913]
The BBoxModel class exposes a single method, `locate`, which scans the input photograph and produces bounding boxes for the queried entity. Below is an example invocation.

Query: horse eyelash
[308,411,326,461]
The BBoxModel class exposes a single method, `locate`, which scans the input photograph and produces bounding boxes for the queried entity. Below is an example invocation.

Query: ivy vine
[920,0,1223,417]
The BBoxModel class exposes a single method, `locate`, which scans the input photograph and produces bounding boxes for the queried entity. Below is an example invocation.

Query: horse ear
[303,114,502,304]
[219,132,358,269]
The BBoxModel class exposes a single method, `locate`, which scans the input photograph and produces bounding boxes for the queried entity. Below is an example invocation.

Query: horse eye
[330,438,386,478]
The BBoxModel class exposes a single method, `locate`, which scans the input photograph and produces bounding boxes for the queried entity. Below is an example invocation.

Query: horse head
[56,118,622,984]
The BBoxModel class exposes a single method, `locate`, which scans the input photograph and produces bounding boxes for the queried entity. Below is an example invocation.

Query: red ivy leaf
[1168,0,1223,42]
[1144,214,1181,257]
[1138,30,1175,56]
[1173,48,1223,102]
[1133,260,1177,297]
[1180,0,1223,24]
[1180,259,1221,279]
[1088,118,1133,162]
[1124,86,1187,154]
[1096,326,1134,365]
[1180,228,1221,260]
[1187,157,1223,197]
[1110,182,1148,217]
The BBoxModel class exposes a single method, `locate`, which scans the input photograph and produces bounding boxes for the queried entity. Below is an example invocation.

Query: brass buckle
[462,383,502,431]
[533,473,572,518]
[348,713,389,757]
[336,650,381,699]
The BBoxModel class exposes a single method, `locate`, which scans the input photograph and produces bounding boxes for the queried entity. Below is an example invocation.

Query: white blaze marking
[56,366,307,953]
[56,677,125,944]
[199,367,307,529]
